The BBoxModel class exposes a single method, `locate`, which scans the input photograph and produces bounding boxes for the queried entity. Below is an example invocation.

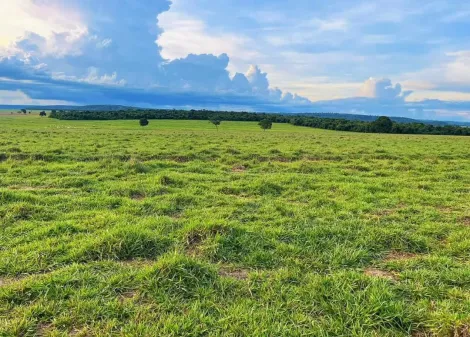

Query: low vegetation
[1,115,470,336]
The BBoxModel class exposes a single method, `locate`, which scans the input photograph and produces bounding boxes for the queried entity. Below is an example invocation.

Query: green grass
[1,115,470,336]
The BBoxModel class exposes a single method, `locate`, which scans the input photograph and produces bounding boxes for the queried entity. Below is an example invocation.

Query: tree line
[49,109,470,136]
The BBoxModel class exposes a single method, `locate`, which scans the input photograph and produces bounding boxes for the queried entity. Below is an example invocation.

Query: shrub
[210,119,221,131]
[259,119,273,131]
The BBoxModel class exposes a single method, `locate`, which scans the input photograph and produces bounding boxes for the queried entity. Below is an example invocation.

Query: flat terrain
[1,115,470,336]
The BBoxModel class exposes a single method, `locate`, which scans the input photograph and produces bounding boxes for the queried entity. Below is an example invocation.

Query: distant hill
[297,112,470,127]
[0,105,134,112]
[1,104,469,127]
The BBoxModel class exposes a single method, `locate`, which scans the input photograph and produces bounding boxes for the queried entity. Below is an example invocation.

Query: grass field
[1,115,470,336]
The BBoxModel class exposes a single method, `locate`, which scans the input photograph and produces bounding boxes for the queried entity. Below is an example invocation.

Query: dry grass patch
[69,327,91,337]
[232,164,247,173]
[460,216,470,226]
[36,323,53,337]
[364,268,398,281]
[218,267,250,280]
[384,251,419,262]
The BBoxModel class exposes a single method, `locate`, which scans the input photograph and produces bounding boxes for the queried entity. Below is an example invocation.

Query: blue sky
[1,0,470,121]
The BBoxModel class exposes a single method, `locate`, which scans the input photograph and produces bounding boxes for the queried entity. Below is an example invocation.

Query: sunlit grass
[1,116,470,336]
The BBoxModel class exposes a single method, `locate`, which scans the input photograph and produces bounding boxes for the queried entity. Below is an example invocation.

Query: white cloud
[246,65,269,94]
[398,50,470,99]
[52,67,126,86]
[0,89,72,105]
[14,28,89,58]
[444,51,470,85]
[408,90,470,102]
[309,18,348,32]
[157,10,259,70]
[80,67,126,86]
[360,78,411,100]
[96,38,113,49]
[273,81,363,101]
[0,0,85,50]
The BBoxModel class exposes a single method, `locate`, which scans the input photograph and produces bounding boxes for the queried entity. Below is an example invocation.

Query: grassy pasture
[1,115,470,336]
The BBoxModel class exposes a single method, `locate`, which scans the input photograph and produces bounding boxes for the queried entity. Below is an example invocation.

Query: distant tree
[210,118,221,131]
[21,109,26,114]
[371,116,393,133]
[258,119,273,131]
[139,118,149,127]
[28,111,31,114]
[39,111,47,117]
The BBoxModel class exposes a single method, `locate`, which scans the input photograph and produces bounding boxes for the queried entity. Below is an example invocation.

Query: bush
[259,119,273,131]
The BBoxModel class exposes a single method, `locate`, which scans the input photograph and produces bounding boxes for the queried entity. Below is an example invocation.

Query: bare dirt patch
[460,216,470,226]
[219,268,250,280]
[186,231,204,247]
[130,192,145,200]
[37,323,53,336]
[364,268,398,281]
[374,203,407,218]
[384,251,419,262]
[118,290,138,303]
[185,225,229,256]
[0,277,21,288]
[232,165,247,173]
[70,327,91,337]
[415,324,470,337]
[437,206,455,214]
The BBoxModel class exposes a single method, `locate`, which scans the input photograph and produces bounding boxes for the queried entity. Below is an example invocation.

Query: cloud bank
[0,0,314,112]
[1,0,470,121]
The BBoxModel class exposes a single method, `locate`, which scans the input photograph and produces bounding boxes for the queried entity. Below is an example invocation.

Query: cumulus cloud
[444,51,470,86]
[69,67,127,86]
[246,65,270,94]
[0,0,313,110]
[2,0,470,122]
[360,78,412,100]
[0,55,50,81]
[231,73,252,93]
[161,53,231,91]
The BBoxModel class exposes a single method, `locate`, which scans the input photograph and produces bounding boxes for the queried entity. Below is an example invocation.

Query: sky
[1,0,470,121]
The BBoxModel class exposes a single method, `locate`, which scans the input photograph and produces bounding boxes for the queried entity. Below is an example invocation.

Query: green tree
[139,118,149,127]
[39,111,47,117]
[371,116,393,133]
[210,119,221,131]
[258,119,273,131]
